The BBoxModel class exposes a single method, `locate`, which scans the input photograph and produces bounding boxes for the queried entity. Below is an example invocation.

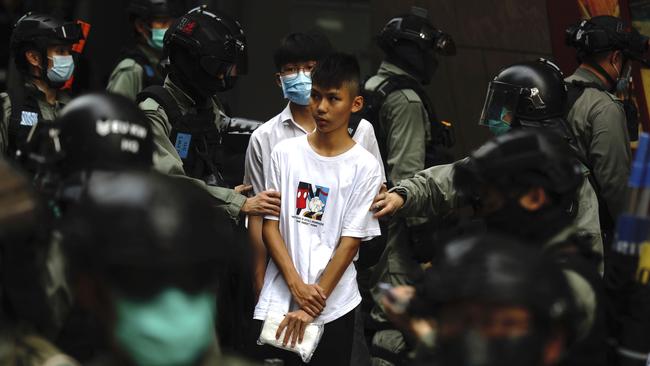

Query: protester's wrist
[287,276,304,293]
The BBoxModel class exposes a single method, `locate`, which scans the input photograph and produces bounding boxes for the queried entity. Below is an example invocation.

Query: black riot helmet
[57,92,153,177]
[63,171,233,297]
[127,0,178,19]
[164,5,247,97]
[566,15,650,67]
[10,12,82,78]
[479,58,571,139]
[411,235,573,366]
[377,6,455,84]
[453,130,582,242]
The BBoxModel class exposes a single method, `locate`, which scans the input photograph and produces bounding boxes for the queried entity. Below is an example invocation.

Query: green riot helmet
[10,12,82,87]
[453,129,582,243]
[479,59,571,139]
[164,5,247,97]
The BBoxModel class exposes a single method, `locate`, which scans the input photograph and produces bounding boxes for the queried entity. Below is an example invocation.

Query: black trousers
[252,306,357,365]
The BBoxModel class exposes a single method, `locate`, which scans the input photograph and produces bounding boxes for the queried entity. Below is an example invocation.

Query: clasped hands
[275,281,327,348]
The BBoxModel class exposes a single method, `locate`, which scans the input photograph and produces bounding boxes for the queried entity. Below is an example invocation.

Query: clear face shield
[478,81,521,136]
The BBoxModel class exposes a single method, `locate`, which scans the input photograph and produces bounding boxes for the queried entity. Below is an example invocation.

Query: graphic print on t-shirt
[295,181,330,222]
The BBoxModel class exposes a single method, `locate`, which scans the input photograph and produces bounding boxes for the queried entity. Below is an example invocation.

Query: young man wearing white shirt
[253,53,383,365]
[244,33,385,296]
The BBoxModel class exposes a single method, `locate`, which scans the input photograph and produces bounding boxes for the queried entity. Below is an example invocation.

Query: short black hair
[273,32,333,70]
[311,52,361,96]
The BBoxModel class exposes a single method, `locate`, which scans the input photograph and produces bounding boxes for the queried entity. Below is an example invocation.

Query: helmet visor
[478,81,520,128]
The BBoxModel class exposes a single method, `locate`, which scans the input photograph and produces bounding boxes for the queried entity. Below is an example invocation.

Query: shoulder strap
[348,114,362,137]
[565,80,608,114]
[136,85,183,126]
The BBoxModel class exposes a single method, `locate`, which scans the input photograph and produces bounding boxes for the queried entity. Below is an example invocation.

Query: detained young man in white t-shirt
[244,32,385,296]
[253,53,382,365]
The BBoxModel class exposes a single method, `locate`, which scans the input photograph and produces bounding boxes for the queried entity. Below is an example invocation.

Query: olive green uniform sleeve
[106,58,144,101]
[382,89,429,182]
[586,101,631,219]
[140,98,246,221]
[392,160,461,218]
[564,269,596,341]
[575,176,604,262]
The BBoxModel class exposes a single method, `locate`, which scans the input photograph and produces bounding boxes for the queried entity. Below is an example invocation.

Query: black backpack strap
[348,114,362,137]
[565,80,605,114]
[137,85,183,126]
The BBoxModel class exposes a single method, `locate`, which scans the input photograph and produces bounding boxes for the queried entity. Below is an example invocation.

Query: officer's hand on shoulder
[242,190,281,216]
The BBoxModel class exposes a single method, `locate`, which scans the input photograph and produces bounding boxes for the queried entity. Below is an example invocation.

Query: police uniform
[106,43,163,101]
[393,159,604,265]
[565,67,631,220]
[393,165,607,365]
[365,61,432,308]
[139,76,246,221]
[0,81,70,155]
[364,61,431,181]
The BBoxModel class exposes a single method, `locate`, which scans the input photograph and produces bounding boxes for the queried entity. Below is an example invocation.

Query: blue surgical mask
[487,119,511,136]
[46,55,74,83]
[280,71,312,106]
[114,288,217,366]
[149,28,167,50]
[487,107,512,136]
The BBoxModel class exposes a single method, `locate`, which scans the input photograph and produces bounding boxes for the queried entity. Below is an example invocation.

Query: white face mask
[46,55,75,83]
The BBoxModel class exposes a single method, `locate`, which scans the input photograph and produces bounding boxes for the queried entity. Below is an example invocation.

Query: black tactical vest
[137,85,227,186]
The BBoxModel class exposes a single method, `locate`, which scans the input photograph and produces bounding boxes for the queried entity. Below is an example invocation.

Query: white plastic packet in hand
[257,313,324,363]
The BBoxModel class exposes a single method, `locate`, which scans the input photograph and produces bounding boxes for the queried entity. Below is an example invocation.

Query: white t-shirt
[244,103,386,195]
[254,135,382,324]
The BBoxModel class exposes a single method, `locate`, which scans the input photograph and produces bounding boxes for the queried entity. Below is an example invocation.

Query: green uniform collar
[22,80,70,121]
[571,67,609,90]
[378,60,419,81]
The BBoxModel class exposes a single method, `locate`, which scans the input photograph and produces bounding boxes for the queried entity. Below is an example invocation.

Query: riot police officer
[62,171,259,365]
[410,235,574,366]
[373,59,603,263]
[137,6,280,222]
[364,5,456,336]
[1,12,82,158]
[564,15,649,222]
[106,0,178,100]
[376,129,607,366]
